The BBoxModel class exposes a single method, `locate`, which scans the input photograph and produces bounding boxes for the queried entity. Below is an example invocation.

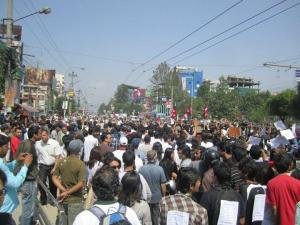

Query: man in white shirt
[73,166,141,225]
[35,129,61,205]
[83,127,99,163]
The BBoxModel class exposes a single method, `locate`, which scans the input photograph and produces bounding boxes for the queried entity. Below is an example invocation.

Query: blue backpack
[88,204,131,225]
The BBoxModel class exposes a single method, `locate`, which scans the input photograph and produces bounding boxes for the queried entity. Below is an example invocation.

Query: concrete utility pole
[4,0,18,111]
[68,71,77,115]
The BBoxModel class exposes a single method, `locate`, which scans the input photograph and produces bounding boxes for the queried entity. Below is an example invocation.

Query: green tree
[291,83,300,120]
[54,96,67,115]
[98,103,108,115]
[267,89,296,121]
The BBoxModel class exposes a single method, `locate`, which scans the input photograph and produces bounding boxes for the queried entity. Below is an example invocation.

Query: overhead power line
[133,2,300,86]
[123,0,244,83]
[132,0,289,84]
[14,7,69,70]
[166,0,288,63]
[171,2,300,65]
[24,0,71,68]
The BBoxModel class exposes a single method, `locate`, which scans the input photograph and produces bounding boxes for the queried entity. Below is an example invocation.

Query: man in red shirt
[10,127,22,160]
[266,152,300,225]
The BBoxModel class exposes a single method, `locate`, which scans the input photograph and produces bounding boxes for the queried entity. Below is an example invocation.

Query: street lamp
[13,7,51,22]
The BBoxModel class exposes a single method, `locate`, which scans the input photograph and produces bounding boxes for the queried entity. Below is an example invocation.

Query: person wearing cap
[52,139,87,225]
[113,136,128,171]
[139,150,167,225]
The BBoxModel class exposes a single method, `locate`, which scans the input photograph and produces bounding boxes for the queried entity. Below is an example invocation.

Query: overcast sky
[1,0,299,111]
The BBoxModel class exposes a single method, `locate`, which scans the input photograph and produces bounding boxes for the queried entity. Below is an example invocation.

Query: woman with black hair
[119,171,152,225]
[152,142,163,162]
[159,148,178,181]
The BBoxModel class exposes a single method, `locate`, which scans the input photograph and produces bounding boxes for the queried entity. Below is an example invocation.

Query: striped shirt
[159,193,208,225]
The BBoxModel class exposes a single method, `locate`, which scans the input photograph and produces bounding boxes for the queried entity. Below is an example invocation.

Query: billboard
[25,67,55,86]
[177,69,203,97]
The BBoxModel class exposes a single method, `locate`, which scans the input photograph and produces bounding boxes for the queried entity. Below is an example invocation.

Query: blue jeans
[19,181,38,225]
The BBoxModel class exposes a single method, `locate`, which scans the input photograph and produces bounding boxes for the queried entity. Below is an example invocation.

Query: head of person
[93,126,101,138]
[27,125,42,141]
[250,145,262,160]
[238,157,257,181]
[147,150,157,164]
[213,162,231,185]
[0,134,10,158]
[152,141,163,160]
[100,132,112,144]
[119,171,142,207]
[62,134,73,149]
[88,146,102,168]
[203,148,220,168]
[162,148,174,161]
[218,140,234,159]
[193,146,204,161]
[62,126,68,134]
[178,144,191,160]
[274,152,294,174]
[92,165,120,201]
[0,169,7,207]
[68,139,83,156]
[232,147,248,163]
[119,137,128,149]
[143,135,151,144]
[176,167,201,194]
[14,127,22,138]
[41,129,49,143]
[131,138,140,151]
[1,124,10,135]
[122,150,135,168]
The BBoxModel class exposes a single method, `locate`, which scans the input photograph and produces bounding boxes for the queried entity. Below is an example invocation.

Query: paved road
[12,194,58,225]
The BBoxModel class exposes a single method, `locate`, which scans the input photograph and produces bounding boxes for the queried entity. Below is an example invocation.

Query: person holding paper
[200,162,245,225]
[266,153,300,225]
[159,167,208,225]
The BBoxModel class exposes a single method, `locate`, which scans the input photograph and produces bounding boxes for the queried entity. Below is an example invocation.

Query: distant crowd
[0,113,299,225]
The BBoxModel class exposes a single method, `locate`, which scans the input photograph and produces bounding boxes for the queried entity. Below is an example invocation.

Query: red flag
[203,104,209,119]
[170,107,177,119]
[181,106,192,121]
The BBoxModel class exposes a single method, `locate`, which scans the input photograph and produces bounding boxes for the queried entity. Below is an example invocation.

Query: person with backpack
[73,165,141,225]
[200,162,245,225]
[238,157,266,225]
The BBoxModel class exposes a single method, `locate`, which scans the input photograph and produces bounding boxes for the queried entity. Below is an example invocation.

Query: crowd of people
[0,113,299,225]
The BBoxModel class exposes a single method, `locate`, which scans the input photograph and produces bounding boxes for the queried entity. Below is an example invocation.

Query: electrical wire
[122,0,244,83]
[14,7,69,71]
[24,0,71,69]
[133,2,300,86]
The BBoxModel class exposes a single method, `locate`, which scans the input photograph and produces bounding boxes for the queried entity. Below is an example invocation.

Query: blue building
[177,67,203,97]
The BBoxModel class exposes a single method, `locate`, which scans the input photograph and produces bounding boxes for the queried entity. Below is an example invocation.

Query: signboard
[62,101,68,110]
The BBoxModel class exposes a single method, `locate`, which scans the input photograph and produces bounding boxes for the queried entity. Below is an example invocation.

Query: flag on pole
[181,106,192,121]
[170,107,177,119]
[203,104,209,119]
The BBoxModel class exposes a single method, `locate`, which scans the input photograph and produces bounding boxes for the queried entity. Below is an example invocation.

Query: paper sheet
[217,200,239,225]
[270,136,288,148]
[280,129,295,140]
[248,136,262,145]
[252,194,266,222]
[274,120,286,131]
[167,210,189,225]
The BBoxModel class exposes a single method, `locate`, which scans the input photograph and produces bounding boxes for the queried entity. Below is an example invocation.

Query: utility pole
[68,71,77,115]
[4,0,18,111]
